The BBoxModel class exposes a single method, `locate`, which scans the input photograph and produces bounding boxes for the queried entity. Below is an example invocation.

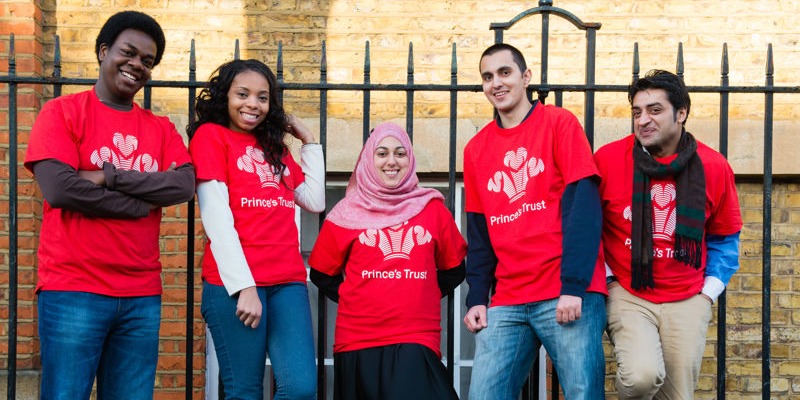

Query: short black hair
[95,11,166,67]
[628,69,691,125]
[479,43,528,73]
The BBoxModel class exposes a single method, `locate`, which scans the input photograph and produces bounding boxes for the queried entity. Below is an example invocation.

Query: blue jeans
[469,293,606,400]
[38,291,161,400]
[202,281,316,400]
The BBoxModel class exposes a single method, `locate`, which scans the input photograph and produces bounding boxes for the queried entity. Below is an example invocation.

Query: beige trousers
[606,284,713,400]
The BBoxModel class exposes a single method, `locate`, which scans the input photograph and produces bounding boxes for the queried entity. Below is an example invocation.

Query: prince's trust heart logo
[485,146,548,226]
[650,183,677,239]
[358,222,432,261]
[90,132,158,172]
[236,146,287,189]
[623,182,677,251]
[488,147,545,203]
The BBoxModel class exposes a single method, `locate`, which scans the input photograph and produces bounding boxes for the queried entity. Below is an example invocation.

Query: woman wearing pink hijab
[309,122,466,400]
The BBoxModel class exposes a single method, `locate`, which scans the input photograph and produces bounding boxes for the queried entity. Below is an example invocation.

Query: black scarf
[630,130,705,290]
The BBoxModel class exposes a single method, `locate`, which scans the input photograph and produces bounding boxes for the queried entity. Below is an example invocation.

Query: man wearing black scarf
[595,70,742,399]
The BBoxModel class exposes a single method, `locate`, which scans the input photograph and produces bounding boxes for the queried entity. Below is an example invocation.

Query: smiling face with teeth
[631,88,687,158]
[479,48,533,128]
[226,69,270,134]
[373,135,410,188]
[95,29,157,108]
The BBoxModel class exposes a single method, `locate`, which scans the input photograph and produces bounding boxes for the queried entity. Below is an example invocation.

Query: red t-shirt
[463,104,607,307]
[24,89,192,296]
[190,123,307,286]
[594,135,743,303]
[308,200,466,356]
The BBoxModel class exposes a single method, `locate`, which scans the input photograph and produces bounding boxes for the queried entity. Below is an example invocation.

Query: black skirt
[334,343,459,400]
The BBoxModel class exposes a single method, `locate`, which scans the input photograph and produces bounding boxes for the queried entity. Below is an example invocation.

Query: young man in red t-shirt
[463,43,607,399]
[24,11,195,399]
[595,70,742,399]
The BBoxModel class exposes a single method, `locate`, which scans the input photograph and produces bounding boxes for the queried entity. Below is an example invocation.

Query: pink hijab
[325,122,444,230]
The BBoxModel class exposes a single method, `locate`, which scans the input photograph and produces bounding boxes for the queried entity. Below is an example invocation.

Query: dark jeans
[38,291,161,400]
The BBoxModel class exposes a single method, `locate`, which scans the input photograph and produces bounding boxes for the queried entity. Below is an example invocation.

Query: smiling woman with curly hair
[188,58,325,400]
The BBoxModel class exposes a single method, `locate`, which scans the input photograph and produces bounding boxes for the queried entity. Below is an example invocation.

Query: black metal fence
[2,1,795,399]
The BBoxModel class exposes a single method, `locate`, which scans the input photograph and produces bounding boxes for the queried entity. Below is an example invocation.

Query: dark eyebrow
[632,101,664,110]
[121,41,155,62]
[375,145,405,151]
[481,65,513,77]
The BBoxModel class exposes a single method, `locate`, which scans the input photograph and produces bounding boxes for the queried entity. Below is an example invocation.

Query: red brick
[159,321,187,337]
[156,355,185,370]
[0,21,38,36]
[14,111,37,129]
[161,287,188,303]
[153,391,195,400]
[160,221,189,236]
[11,92,41,109]
[9,3,42,20]
[4,36,42,55]
[15,252,36,267]
[12,56,43,75]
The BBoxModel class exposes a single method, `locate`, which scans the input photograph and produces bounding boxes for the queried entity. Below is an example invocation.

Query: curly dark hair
[628,69,691,125]
[95,11,166,67]
[188,59,289,174]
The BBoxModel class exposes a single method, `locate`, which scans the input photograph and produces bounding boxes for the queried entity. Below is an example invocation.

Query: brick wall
[154,203,205,399]
[26,0,800,175]
[0,0,44,378]
[711,179,800,398]
[2,1,799,399]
